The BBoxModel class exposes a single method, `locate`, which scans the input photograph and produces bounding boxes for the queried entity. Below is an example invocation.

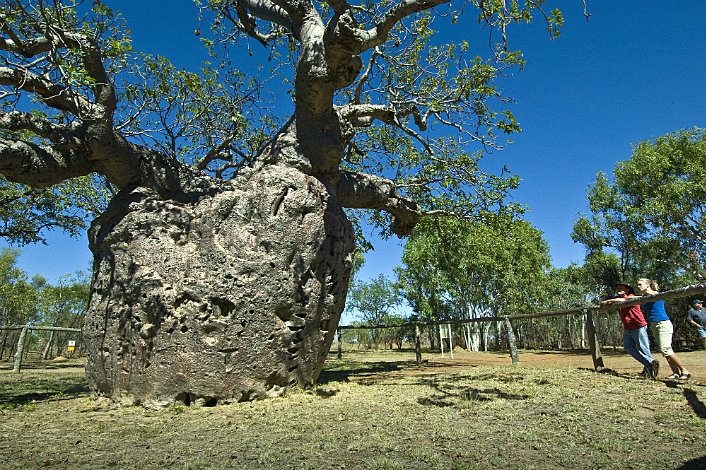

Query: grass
[0,350,705,469]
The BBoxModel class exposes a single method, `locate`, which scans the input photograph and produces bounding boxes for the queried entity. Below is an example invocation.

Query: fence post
[337,328,342,360]
[448,323,454,359]
[414,323,422,364]
[13,326,28,373]
[504,317,520,365]
[0,328,8,360]
[584,310,605,371]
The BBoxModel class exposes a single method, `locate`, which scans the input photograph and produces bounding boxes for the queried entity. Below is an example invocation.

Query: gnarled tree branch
[336,170,419,236]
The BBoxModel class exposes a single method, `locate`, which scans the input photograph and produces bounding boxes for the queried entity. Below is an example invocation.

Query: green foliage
[117,53,279,176]
[0,0,132,119]
[36,271,90,329]
[0,248,89,328]
[199,0,564,237]
[398,216,551,322]
[347,274,400,325]
[0,248,40,326]
[0,175,111,246]
[573,128,706,284]
[346,274,404,347]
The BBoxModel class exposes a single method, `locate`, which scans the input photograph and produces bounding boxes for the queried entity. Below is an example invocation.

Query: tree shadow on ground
[0,361,84,372]
[318,360,414,384]
[415,373,538,407]
[0,383,89,407]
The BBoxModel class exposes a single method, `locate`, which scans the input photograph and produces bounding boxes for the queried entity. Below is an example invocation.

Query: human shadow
[683,388,706,418]
[676,455,706,469]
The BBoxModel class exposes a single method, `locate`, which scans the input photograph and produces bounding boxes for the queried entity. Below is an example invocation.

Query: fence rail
[0,326,81,332]
[336,282,706,367]
[1,325,82,373]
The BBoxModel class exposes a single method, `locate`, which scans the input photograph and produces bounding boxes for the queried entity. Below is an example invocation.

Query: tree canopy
[0,0,566,240]
[572,128,706,283]
[397,216,551,321]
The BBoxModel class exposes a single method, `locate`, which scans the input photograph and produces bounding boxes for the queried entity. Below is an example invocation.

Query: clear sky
[4,1,706,287]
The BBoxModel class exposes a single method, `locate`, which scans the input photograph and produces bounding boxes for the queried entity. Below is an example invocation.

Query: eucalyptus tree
[346,273,401,348]
[398,216,551,350]
[0,248,39,326]
[0,0,563,405]
[0,248,40,359]
[36,271,90,358]
[609,128,706,279]
[572,128,706,284]
[571,173,646,282]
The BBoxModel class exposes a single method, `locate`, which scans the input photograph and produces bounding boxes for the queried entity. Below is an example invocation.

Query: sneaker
[666,373,680,380]
[650,360,660,380]
[679,372,691,380]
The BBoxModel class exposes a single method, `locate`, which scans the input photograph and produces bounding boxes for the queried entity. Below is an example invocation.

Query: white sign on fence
[68,340,76,347]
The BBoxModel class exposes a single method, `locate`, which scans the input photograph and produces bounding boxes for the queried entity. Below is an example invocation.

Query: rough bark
[84,163,354,406]
[1,0,445,406]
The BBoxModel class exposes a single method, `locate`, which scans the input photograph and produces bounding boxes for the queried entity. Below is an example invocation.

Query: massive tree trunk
[1,0,437,407]
[83,161,354,406]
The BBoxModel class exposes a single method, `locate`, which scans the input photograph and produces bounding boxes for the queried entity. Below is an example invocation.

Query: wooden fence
[5,283,706,375]
[0,325,82,373]
[336,282,706,369]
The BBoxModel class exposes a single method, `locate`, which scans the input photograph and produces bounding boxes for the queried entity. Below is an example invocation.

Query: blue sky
[4,1,706,287]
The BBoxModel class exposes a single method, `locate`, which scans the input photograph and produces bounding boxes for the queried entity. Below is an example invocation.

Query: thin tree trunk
[0,329,8,360]
[43,330,55,360]
[415,324,422,364]
[24,331,32,361]
[13,326,28,373]
[504,317,520,365]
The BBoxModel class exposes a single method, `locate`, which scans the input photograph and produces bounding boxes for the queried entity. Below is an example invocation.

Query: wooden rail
[336,282,706,368]
[1,325,82,373]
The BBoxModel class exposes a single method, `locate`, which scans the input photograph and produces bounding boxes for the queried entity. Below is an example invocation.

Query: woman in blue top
[637,278,691,380]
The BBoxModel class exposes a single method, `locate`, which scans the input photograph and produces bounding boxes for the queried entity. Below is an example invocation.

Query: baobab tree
[0,0,562,406]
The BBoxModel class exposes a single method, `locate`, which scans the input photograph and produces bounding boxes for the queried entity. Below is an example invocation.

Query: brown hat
[615,282,635,295]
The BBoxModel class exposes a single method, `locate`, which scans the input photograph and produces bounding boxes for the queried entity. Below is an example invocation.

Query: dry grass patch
[0,351,705,469]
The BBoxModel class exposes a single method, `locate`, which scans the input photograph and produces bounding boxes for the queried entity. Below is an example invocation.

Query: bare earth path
[409,348,706,384]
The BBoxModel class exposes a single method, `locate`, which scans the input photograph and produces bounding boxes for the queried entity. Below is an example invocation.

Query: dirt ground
[409,348,706,384]
[4,346,705,381]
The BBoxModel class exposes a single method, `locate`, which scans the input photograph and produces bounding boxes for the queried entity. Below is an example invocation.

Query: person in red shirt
[602,283,659,379]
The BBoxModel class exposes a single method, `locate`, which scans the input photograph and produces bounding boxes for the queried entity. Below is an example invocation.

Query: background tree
[611,128,706,279]
[573,128,706,283]
[0,248,40,359]
[572,128,706,349]
[0,248,39,326]
[0,175,112,245]
[346,274,401,349]
[36,271,90,358]
[398,216,551,350]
